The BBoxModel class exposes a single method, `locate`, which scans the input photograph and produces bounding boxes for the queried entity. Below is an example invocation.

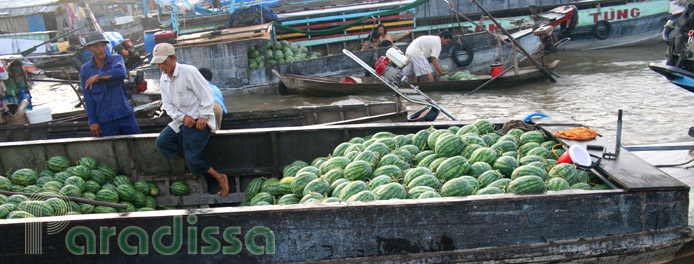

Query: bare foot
[216,174,229,197]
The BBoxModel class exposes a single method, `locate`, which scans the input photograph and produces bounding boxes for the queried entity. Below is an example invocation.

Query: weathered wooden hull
[0,102,406,142]
[281,60,560,97]
[0,122,690,262]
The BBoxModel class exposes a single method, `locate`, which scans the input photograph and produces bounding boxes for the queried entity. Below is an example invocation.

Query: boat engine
[113,39,143,71]
[374,47,409,83]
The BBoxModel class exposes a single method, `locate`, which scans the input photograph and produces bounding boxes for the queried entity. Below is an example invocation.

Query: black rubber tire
[593,20,612,40]
[560,6,579,37]
[451,45,474,67]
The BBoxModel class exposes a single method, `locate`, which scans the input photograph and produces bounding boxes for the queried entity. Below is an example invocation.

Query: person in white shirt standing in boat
[151,43,229,197]
[401,31,452,82]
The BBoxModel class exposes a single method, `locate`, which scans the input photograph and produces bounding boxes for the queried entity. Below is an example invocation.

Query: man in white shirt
[401,31,452,82]
[151,43,229,197]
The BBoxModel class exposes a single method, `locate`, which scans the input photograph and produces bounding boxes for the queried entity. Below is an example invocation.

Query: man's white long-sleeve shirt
[160,62,216,132]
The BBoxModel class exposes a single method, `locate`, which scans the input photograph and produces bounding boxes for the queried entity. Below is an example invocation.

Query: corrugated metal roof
[0,5,59,17]
[0,0,59,10]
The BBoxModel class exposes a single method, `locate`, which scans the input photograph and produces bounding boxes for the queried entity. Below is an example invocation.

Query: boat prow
[648,63,694,93]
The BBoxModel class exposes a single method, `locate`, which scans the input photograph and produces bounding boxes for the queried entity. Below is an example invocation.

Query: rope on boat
[654,158,694,168]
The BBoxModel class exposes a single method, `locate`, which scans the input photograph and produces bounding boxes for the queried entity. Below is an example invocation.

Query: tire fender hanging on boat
[593,20,612,40]
[452,44,474,67]
[560,5,579,37]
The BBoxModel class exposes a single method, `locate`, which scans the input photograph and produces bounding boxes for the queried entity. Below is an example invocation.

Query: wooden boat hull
[0,122,689,262]
[281,60,560,97]
[0,102,407,142]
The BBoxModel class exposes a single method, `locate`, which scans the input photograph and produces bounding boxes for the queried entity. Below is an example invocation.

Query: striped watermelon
[45,198,68,215]
[145,196,157,209]
[435,156,470,181]
[133,181,150,195]
[332,142,353,157]
[118,202,136,212]
[403,167,433,186]
[77,156,97,170]
[548,163,578,184]
[407,186,435,199]
[47,156,70,173]
[473,120,495,134]
[417,154,439,168]
[418,191,442,199]
[570,182,592,190]
[508,176,546,194]
[518,142,541,156]
[246,178,265,199]
[511,165,548,181]
[440,178,474,197]
[338,181,369,201]
[369,175,393,189]
[131,192,146,207]
[88,170,107,185]
[36,175,54,186]
[81,192,96,200]
[117,184,138,202]
[375,183,407,200]
[6,194,29,206]
[277,194,300,205]
[476,186,503,195]
[100,183,116,191]
[427,130,451,150]
[322,197,341,203]
[148,183,160,197]
[261,178,281,197]
[414,150,435,164]
[11,168,37,186]
[526,147,553,159]
[23,185,42,194]
[461,144,483,159]
[372,165,403,179]
[60,185,82,197]
[469,162,493,178]
[497,135,519,146]
[462,134,487,147]
[113,175,132,187]
[8,211,35,219]
[279,177,294,195]
[377,154,402,168]
[96,189,119,202]
[481,134,496,147]
[506,128,524,140]
[434,134,464,157]
[400,145,420,156]
[311,158,328,168]
[394,135,412,148]
[456,124,479,136]
[349,137,365,144]
[407,174,441,190]
[519,155,544,165]
[320,168,343,185]
[94,206,118,214]
[297,166,319,176]
[541,140,560,150]
[95,163,116,181]
[491,141,518,154]
[528,161,548,171]
[575,170,590,183]
[18,201,54,217]
[64,176,85,192]
[428,157,448,172]
[519,131,545,145]
[11,185,24,193]
[251,192,275,205]
[363,139,376,148]
[488,178,512,192]
[413,129,431,150]
[282,165,301,178]
[290,160,310,168]
[136,207,155,211]
[447,126,460,134]
[346,190,379,202]
[299,198,321,205]
[344,151,360,162]
[0,176,11,191]
[84,180,101,193]
[331,181,350,198]
[303,178,330,197]
[469,147,498,165]
[493,156,519,177]
[392,149,413,164]
[372,131,396,139]
[170,181,189,196]
[546,177,570,191]
[375,138,398,151]
[459,176,480,192]
[478,170,504,188]
[354,151,379,168]
[502,151,519,157]
[291,172,317,197]
[365,143,390,158]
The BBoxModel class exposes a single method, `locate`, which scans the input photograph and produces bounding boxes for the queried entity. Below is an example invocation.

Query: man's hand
[89,123,102,137]
[440,71,448,76]
[196,118,208,131]
[84,74,100,90]
[183,115,196,128]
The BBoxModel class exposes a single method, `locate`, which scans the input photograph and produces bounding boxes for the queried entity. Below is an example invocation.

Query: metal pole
[469,0,556,82]
[442,0,466,36]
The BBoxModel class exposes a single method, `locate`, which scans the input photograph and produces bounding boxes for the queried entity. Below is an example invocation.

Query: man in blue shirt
[80,31,141,137]
[198,67,227,130]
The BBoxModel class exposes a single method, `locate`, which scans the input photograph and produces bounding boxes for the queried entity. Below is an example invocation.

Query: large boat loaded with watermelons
[0,121,689,262]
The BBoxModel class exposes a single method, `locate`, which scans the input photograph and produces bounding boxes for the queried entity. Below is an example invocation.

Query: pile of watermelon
[439,70,478,81]
[0,156,166,220]
[248,40,323,70]
[244,120,611,206]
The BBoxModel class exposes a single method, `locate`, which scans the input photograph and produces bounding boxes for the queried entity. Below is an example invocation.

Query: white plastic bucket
[26,107,52,124]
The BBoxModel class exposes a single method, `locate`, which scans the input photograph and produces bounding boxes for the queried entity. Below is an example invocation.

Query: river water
[31,42,694,146]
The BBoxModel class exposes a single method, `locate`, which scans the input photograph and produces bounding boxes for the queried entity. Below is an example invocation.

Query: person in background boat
[151,43,229,197]
[80,31,141,137]
[362,31,381,51]
[198,67,227,130]
[375,24,410,44]
[401,31,452,82]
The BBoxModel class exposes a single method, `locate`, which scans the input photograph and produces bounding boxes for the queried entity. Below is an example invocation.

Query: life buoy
[451,45,474,67]
[593,20,612,40]
[560,5,579,37]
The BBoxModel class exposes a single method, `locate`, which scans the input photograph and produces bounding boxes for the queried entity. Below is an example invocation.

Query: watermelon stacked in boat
[0,156,167,219]
[245,119,612,206]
